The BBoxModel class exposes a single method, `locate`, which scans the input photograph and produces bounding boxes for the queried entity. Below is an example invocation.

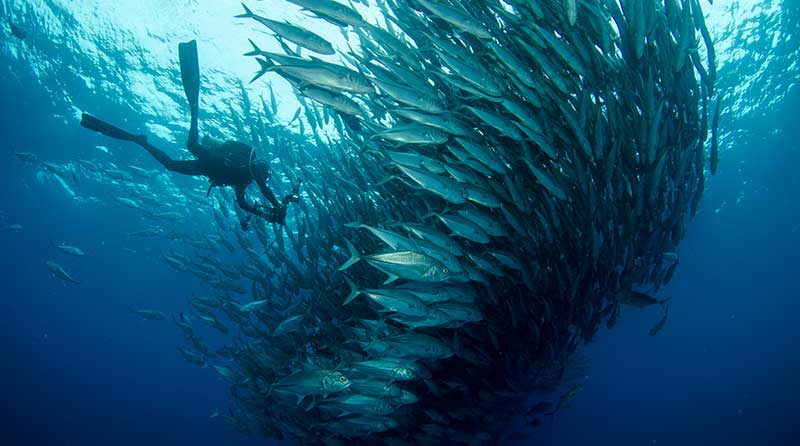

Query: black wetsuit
[80,40,293,225]
[143,109,281,218]
[80,113,284,223]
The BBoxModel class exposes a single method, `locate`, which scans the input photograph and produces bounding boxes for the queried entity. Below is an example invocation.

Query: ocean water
[1,0,798,445]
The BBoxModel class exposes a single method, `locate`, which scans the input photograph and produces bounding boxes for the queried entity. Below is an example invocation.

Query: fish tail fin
[356,141,372,155]
[361,120,383,134]
[452,330,463,357]
[342,276,361,305]
[361,332,380,353]
[235,3,254,18]
[382,274,399,285]
[243,38,262,57]
[249,57,273,84]
[376,174,397,186]
[421,200,445,220]
[338,239,361,271]
[421,209,438,220]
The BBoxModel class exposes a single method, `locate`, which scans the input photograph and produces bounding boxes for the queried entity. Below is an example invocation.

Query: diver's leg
[81,113,206,176]
[179,40,201,151]
[143,145,206,175]
[161,159,206,176]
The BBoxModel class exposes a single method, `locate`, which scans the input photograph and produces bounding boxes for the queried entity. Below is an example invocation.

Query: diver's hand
[281,180,303,206]
[265,204,287,225]
[240,215,252,231]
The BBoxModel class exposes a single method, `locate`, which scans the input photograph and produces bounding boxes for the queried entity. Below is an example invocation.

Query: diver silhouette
[80,40,300,228]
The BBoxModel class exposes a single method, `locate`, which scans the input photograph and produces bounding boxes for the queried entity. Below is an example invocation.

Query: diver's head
[251,159,270,182]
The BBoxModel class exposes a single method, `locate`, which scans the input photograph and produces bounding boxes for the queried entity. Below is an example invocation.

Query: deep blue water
[1,1,799,445]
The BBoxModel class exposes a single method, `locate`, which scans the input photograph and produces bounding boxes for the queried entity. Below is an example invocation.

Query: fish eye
[339,376,347,383]
[442,267,449,274]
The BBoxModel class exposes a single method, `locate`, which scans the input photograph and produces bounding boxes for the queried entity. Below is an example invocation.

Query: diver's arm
[256,178,281,208]
[235,185,264,216]
[237,185,286,224]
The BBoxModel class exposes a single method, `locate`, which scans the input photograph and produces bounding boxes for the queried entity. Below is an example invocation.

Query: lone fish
[648,304,670,336]
[546,383,584,418]
[46,260,80,285]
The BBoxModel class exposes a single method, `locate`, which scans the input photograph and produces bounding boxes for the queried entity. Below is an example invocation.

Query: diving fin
[80,113,144,144]
[178,40,200,120]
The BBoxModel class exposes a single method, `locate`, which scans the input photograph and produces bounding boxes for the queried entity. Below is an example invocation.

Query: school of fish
[18,0,718,444]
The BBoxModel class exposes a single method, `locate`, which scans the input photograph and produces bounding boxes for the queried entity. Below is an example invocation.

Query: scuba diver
[80,40,300,228]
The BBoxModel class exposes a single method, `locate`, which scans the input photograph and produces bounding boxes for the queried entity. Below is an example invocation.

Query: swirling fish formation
[29,0,717,444]
[194,0,719,444]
